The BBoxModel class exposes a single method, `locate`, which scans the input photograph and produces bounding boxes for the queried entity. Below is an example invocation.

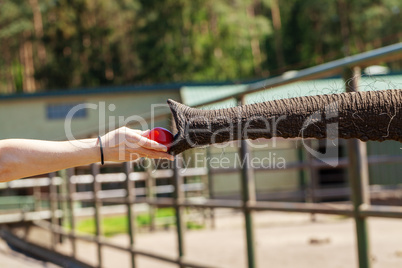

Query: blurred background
[1,1,402,268]
[1,0,401,94]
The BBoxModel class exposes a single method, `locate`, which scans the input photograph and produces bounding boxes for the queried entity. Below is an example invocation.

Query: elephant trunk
[168,89,402,155]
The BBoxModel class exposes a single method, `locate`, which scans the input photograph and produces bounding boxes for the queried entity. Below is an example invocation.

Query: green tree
[0,0,35,92]
[135,0,271,82]
[0,0,401,94]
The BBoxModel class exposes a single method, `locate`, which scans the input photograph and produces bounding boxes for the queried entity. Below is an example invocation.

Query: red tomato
[147,127,174,149]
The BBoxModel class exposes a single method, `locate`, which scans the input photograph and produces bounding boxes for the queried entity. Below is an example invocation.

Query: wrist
[85,138,101,165]
[72,138,100,164]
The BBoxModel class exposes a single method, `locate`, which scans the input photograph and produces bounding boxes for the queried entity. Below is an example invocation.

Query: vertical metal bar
[33,183,41,212]
[238,96,257,268]
[344,66,371,268]
[91,163,103,268]
[49,172,58,250]
[305,140,318,222]
[58,169,68,244]
[27,177,40,240]
[146,159,156,232]
[297,143,307,199]
[124,162,136,268]
[173,156,185,267]
[66,168,76,258]
[348,139,371,268]
[206,147,215,229]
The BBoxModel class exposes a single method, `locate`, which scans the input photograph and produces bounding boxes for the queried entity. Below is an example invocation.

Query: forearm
[0,139,99,182]
[0,127,174,182]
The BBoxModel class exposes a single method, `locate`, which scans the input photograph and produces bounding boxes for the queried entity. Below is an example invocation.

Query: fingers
[131,129,150,136]
[101,127,175,162]
[129,147,174,161]
[138,135,168,151]
[113,127,168,152]
[141,129,151,136]
[125,128,168,152]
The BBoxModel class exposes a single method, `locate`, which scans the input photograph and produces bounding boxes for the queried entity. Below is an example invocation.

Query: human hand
[99,127,174,162]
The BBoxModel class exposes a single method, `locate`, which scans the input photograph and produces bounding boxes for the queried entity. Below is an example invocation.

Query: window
[46,103,87,120]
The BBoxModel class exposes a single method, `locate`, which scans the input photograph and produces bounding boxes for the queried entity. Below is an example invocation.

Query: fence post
[238,96,257,268]
[173,156,185,267]
[66,168,76,258]
[91,163,103,268]
[344,66,371,268]
[49,172,58,250]
[59,169,68,244]
[305,140,319,221]
[206,147,215,229]
[124,162,137,268]
[146,159,156,232]
[33,181,41,212]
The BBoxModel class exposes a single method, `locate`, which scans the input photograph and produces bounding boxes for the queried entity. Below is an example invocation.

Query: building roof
[0,80,251,101]
[180,74,402,109]
[3,74,401,105]
[181,84,248,108]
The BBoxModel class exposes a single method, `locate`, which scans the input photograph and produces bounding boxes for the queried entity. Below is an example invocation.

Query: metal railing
[3,150,402,268]
[1,42,402,268]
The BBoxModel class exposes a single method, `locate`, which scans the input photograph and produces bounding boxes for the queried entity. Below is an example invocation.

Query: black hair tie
[98,136,104,165]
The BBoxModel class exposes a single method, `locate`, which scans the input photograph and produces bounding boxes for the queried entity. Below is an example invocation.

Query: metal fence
[2,42,402,268]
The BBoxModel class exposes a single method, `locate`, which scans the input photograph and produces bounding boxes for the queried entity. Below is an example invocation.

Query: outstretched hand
[100,127,174,162]
[0,126,175,182]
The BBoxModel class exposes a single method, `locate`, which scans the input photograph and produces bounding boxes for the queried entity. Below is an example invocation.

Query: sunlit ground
[10,210,402,268]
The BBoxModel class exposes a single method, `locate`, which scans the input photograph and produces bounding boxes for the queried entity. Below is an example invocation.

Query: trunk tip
[167,99,180,107]
[166,99,193,155]
[167,98,193,117]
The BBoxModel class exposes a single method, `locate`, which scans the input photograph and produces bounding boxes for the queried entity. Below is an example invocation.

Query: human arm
[0,127,174,182]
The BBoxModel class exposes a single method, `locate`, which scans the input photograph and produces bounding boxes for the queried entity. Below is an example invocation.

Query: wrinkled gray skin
[167,89,402,155]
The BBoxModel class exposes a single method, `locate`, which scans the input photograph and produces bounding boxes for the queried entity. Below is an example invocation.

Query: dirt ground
[2,210,402,268]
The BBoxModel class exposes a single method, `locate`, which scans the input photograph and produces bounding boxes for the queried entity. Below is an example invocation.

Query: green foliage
[134,0,271,82]
[73,207,204,237]
[0,1,33,38]
[11,61,24,92]
[135,207,175,227]
[0,0,401,93]
[76,215,129,237]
